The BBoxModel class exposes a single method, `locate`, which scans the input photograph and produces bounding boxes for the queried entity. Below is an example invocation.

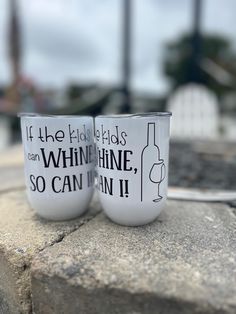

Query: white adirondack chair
[167,84,219,139]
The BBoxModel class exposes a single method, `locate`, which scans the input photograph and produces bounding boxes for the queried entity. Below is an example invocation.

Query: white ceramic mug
[95,113,171,226]
[20,114,95,220]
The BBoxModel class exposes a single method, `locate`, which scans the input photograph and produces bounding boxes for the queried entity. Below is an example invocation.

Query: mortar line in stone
[27,212,101,310]
[36,211,102,256]
[16,211,101,314]
[27,211,100,312]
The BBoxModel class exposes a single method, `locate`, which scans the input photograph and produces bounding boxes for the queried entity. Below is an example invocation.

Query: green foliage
[163,33,236,97]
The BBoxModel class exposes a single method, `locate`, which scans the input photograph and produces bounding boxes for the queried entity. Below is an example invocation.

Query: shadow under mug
[95,112,172,226]
[19,114,95,221]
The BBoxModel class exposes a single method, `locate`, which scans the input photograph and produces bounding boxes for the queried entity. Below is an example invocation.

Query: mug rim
[95,112,172,119]
[17,113,92,119]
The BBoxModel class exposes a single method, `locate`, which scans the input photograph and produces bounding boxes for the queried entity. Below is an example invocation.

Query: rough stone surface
[1,143,236,313]
[0,190,100,313]
[0,145,24,168]
[0,166,25,192]
[169,141,236,190]
[31,201,236,314]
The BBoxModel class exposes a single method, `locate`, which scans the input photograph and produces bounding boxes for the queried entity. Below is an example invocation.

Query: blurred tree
[163,33,236,97]
[67,83,105,101]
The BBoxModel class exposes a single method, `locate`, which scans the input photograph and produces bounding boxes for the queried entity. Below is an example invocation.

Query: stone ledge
[0,166,25,193]
[0,190,100,313]
[31,201,236,314]
[0,145,24,168]
[0,145,25,192]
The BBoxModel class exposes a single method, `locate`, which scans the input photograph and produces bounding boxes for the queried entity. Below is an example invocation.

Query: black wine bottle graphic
[141,123,165,202]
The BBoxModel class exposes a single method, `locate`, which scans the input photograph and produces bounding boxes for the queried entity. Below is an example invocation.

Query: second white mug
[95,113,171,226]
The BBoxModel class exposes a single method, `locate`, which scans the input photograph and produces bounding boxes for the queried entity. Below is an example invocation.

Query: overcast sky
[0,0,235,95]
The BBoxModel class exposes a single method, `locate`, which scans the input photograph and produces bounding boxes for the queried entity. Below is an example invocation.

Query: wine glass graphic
[141,123,166,202]
[149,160,166,202]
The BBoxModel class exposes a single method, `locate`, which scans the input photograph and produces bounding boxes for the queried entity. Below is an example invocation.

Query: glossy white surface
[95,114,171,226]
[21,116,94,220]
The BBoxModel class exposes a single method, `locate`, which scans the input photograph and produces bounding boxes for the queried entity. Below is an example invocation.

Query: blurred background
[0,0,236,191]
